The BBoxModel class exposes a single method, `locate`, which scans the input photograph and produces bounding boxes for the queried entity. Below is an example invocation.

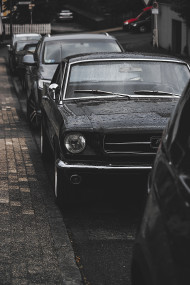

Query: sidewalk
[0,46,82,285]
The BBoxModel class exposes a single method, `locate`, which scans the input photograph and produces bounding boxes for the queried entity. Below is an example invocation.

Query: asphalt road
[10,20,155,285]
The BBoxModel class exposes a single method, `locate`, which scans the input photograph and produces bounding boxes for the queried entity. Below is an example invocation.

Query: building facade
[158,2,190,56]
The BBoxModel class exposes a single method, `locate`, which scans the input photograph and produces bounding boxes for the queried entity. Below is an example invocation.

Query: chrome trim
[62,94,180,102]
[54,164,58,197]
[62,58,188,100]
[104,151,156,155]
[103,134,160,154]
[56,159,152,170]
[105,142,150,145]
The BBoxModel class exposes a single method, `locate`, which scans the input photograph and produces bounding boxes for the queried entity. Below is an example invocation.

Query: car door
[154,84,190,282]
[42,62,66,151]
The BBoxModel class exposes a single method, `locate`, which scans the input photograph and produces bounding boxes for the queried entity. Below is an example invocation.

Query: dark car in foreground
[131,80,190,285]
[22,33,124,129]
[40,52,190,205]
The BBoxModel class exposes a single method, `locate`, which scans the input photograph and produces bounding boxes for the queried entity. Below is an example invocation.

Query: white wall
[158,3,189,55]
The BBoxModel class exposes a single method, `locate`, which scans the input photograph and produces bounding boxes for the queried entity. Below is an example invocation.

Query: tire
[27,94,41,130]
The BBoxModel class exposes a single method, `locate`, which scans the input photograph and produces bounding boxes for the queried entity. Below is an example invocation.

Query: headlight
[38,79,51,90]
[124,21,129,25]
[133,23,137,27]
[64,133,86,154]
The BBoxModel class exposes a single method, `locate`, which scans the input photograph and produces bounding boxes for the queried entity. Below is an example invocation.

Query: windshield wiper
[74,89,130,99]
[134,90,180,97]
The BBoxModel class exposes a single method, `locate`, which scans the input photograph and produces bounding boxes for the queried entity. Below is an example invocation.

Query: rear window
[43,39,122,64]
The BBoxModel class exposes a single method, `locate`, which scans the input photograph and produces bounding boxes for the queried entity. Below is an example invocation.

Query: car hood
[60,98,178,132]
[39,64,58,80]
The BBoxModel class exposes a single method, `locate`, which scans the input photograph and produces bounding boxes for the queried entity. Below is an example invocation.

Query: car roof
[64,52,188,64]
[42,33,117,42]
[16,39,39,43]
[13,33,41,38]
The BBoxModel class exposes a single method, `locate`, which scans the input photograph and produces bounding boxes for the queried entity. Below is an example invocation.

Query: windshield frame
[61,58,190,101]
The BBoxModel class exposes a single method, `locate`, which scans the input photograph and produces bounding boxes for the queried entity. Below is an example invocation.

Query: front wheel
[27,95,41,129]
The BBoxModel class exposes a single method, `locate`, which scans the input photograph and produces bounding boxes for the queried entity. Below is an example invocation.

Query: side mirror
[49,83,60,101]
[7,44,12,52]
[22,54,36,66]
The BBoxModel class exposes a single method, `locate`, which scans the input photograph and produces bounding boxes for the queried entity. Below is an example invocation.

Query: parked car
[131,79,190,285]
[56,9,74,21]
[8,33,41,74]
[40,52,190,206]
[123,6,152,32]
[130,16,151,33]
[13,39,39,74]
[16,42,39,90]
[22,33,124,129]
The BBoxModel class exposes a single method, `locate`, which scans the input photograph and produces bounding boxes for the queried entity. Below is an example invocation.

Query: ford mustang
[40,52,190,204]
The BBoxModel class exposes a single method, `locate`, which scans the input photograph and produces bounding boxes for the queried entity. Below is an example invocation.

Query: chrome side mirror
[49,83,60,101]
[22,54,36,66]
[7,44,11,51]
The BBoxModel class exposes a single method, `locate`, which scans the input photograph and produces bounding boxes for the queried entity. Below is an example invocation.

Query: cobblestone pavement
[0,50,83,284]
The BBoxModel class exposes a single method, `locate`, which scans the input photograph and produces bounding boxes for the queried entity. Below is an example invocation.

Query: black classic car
[40,52,190,205]
[131,80,190,285]
[22,33,124,129]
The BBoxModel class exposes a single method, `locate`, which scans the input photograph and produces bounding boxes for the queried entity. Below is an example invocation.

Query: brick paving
[0,50,82,284]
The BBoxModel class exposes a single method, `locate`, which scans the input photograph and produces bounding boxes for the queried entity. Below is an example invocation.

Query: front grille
[104,133,162,155]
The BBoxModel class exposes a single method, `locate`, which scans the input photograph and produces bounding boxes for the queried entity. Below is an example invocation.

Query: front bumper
[56,159,152,172]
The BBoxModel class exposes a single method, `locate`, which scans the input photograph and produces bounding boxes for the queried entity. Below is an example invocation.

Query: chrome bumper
[56,159,152,171]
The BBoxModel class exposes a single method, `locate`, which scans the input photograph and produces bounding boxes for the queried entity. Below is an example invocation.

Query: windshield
[43,39,122,64]
[65,60,190,99]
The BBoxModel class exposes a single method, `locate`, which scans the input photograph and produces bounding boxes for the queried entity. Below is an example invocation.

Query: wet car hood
[39,64,58,80]
[60,98,178,132]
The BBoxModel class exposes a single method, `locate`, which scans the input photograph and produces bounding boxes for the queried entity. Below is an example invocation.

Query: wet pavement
[0,46,82,285]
